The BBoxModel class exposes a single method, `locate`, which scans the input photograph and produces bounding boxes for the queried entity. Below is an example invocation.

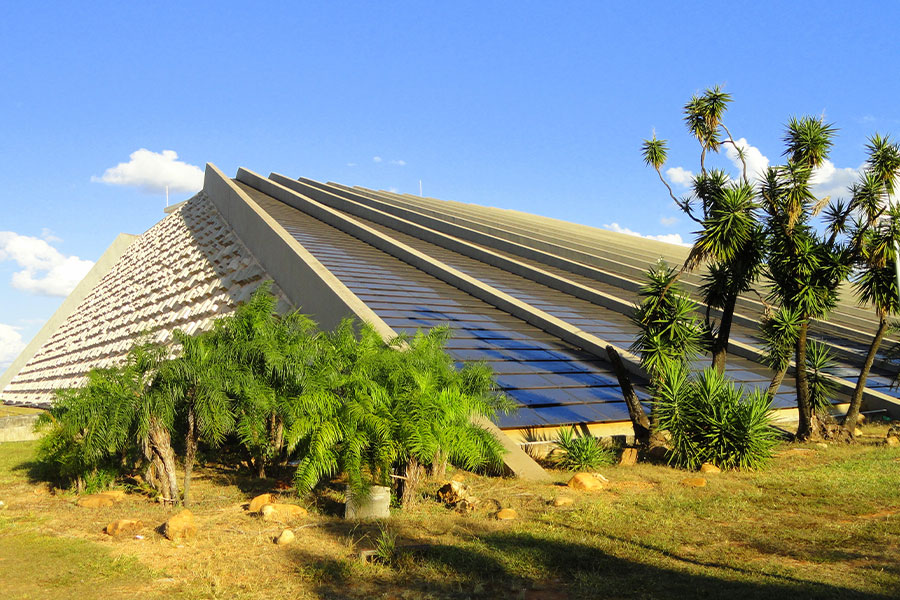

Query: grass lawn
[1,424,898,599]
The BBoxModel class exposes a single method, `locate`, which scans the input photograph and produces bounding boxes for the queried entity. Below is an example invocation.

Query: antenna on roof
[419,180,423,196]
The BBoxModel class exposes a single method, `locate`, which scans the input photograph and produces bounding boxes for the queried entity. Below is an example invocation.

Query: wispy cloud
[603,222,688,246]
[0,232,94,297]
[92,149,203,194]
[346,162,358,167]
[659,215,678,227]
[0,323,26,370]
[373,156,383,163]
[665,166,694,188]
[390,159,407,166]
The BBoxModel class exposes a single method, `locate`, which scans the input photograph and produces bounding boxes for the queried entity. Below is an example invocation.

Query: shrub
[655,363,779,470]
[551,427,616,471]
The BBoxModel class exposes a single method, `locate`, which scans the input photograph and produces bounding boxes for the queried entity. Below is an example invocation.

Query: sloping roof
[3,164,899,433]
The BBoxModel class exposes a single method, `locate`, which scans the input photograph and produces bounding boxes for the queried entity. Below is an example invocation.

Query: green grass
[1,429,899,600]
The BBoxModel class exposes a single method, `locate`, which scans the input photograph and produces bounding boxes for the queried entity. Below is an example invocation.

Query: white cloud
[91,149,203,194]
[665,166,694,188]
[346,162,358,167]
[0,323,26,370]
[390,159,407,166]
[40,228,61,244]
[0,232,94,297]
[810,160,862,201]
[659,215,678,227]
[725,137,770,182]
[373,156,383,163]
[603,222,688,246]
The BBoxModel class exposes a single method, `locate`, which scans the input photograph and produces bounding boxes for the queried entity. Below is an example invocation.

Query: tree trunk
[430,450,448,480]
[711,294,737,374]
[794,321,817,441]
[605,345,652,446]
[767,364,789,400]
[256,457,266,480]
[400,457,425,508]
[843,315,888,435]
[149,417,180,504]
[183,406,197,506]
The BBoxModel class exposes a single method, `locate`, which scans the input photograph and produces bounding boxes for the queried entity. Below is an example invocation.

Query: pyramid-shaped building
[3,164,899,474]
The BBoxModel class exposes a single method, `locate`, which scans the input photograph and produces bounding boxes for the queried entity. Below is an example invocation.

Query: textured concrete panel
[1,193,286,406]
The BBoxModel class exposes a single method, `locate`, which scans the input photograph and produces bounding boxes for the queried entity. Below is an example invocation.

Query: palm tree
[158,329,238,504]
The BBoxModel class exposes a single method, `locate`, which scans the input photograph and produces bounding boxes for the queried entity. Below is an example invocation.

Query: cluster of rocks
[247,492,308,545]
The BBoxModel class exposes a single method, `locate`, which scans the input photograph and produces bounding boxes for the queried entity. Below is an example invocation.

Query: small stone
[77,494,116,508]
[552,496,574,507]
[699,463,721,474]
[816,443,829,449]
[249,493,276,513]
[567,473,604,491]
[681,477,707,488]
[105,519,143,537]
[854,428,864,437]
[0,500,7,510]
[496,508,517,520]
[619,447,639,467]
[275,529,295,545]
[163,509,197,541]
[260,503,307,521]
[885,436,899,447]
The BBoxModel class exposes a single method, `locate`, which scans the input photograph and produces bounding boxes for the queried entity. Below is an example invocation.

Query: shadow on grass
[287,528,897,600]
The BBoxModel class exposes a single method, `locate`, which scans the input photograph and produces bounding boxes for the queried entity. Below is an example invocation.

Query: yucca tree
[839,135,900,433]
[760,116,852,440]
[630,262,706,386]
[758,305,802,399]
[642,86,764,373]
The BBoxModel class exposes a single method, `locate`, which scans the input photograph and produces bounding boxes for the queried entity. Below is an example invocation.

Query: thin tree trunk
[605,345,652,446]
[712,294,737,374]
[430,450,448,480]
[794,321,816,441]
[183,405,197,506]
[149,417,180,504]
[256,457,266,480]
[767,365,789,399]
[843,315,888,434]
[401,457,425,508]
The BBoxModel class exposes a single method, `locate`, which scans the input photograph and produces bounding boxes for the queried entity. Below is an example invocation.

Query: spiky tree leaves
[842,135,900,432]
[631,262,706,386]
[655,363,778,470]
[642,86,763,372]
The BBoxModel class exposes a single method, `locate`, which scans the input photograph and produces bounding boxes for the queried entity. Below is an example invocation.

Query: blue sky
[2,1,899,368]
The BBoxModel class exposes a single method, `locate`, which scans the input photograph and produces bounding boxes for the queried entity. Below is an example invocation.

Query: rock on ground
[681,477,707,488]
[496,508,517,520]
[276,529,295,545]
[699,463,721,474]
[249,493,276,513]
[260,503,307,521]
[105,519,143,537]
[76,490,127,508]
[567,473,604,491]
[552,496,574,507]
[163,509,197,541]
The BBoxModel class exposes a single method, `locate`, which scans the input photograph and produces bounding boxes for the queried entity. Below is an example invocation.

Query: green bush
[551,427,616,471]
[655,363,779,470]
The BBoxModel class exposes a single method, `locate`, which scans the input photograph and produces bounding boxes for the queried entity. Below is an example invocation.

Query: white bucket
[344,484,391,519]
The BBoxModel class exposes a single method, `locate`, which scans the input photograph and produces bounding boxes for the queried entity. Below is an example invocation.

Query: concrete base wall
[0,415,42,442]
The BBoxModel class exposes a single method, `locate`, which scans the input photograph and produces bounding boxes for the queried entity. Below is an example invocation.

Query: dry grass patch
[1,425,899,599]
